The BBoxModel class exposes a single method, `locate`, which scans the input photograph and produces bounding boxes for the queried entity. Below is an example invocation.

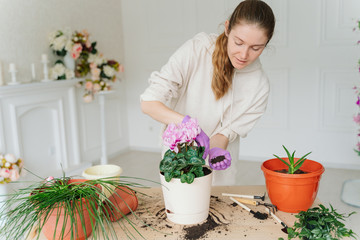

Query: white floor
[110,150,360,236]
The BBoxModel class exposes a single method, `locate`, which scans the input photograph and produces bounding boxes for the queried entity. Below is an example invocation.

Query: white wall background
[0,0,129,173]
[121,0,360,169]
[1,0,360,172]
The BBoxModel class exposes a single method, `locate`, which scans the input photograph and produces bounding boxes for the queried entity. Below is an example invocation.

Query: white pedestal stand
[0,184,9,230]
[98,91,113,165]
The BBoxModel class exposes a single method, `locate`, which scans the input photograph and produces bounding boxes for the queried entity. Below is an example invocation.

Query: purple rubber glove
[208,147,231,170]
[182,115,210,159]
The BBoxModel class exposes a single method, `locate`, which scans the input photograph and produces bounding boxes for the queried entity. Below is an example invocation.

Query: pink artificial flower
[93,83,101,92]
[89,63,97,69]
[85,81,93,91]
[354,114,360,124]
[5,153,17,163]
[118,64,125,73]
[9,169,19,182]
[83,94,94,103]
[356,97,360,106]
[91,67,101,81]
[85,40,91,48]
[71,43,83,60]
[0,168,11,179]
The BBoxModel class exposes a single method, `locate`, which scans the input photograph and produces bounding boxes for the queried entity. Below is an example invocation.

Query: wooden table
[31,185,320,240]
[111,185,320,240]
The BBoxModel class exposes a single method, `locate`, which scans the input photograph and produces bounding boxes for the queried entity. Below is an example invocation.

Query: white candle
[9,63,16,72]
[31,63,36,80]
[41,54,48,62]
[0,61,4,86]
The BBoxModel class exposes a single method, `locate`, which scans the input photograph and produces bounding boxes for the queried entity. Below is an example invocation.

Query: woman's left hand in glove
[208,147,231,170]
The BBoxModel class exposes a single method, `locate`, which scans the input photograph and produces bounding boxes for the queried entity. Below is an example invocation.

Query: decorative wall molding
[320,0,360,45]
[319,68,358,131]
[257,68,290,129]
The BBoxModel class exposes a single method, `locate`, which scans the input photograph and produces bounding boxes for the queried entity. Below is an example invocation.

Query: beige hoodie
[140,32,269,142]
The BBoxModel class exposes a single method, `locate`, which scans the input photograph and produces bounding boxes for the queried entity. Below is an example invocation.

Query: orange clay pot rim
[261,158,325,178]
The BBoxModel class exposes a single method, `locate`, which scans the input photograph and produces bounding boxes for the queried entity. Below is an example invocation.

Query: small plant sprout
[273,145,312,174]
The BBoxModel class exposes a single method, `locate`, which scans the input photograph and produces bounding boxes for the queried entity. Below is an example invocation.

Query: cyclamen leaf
[189,157,203,166]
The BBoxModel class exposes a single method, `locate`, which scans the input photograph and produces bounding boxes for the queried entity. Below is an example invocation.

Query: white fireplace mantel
[0,78,128,177]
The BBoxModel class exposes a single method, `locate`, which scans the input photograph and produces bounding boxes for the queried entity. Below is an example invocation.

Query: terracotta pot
[261,158,324,213]
[102,186,138,222]
[41,179,98,240]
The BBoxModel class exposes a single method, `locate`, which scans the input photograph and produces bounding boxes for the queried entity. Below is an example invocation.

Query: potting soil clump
[183,214,220,240]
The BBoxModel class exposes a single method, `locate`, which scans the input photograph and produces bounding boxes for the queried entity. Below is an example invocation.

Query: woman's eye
[235,42,242,46]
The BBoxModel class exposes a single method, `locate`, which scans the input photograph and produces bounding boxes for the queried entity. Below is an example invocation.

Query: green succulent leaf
[274,146,312,174]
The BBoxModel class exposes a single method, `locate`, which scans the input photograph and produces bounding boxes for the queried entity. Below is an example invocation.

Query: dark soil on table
[275,169,308,174]
[183,215,219,240]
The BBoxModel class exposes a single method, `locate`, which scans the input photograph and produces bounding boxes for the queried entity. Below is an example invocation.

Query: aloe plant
[273,145,312,174]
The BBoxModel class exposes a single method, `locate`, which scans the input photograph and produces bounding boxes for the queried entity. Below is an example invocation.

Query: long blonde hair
[211,0,275,100]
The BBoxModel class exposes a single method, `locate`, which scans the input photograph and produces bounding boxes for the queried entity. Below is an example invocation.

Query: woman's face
[226,21,268,70]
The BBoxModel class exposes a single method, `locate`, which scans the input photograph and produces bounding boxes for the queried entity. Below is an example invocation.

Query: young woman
[140,0,275,185]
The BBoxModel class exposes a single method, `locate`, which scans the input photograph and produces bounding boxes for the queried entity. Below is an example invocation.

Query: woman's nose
[239,46,249,59]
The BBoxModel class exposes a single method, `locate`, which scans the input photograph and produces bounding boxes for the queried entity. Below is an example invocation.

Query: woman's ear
[224,20,230,36]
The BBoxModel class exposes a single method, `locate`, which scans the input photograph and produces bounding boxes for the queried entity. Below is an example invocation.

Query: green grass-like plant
[273,145,312,174]
[286,204,357,240]
[0,170,153,240]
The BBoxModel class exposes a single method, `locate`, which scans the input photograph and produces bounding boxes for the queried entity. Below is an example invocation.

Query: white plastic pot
[82,164,123,198]
[160,167,213,225]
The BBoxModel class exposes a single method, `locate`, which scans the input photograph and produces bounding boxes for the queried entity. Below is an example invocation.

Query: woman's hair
[211,0,275,100]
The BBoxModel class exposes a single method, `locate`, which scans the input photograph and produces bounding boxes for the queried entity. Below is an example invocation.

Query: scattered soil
[251,210,268,220]
[210,155,225,164]
[275,169,308,174]
[183,215,220,240]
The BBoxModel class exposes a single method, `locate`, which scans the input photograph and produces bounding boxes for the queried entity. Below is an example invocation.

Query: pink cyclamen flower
[354,114,360,124]
[356,142,360,151]
[162,118,201,151]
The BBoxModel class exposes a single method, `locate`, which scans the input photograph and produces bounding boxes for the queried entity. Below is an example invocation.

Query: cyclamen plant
[160,118,206,184]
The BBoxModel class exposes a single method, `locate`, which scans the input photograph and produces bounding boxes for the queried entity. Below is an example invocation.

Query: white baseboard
[128,146,162,153]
